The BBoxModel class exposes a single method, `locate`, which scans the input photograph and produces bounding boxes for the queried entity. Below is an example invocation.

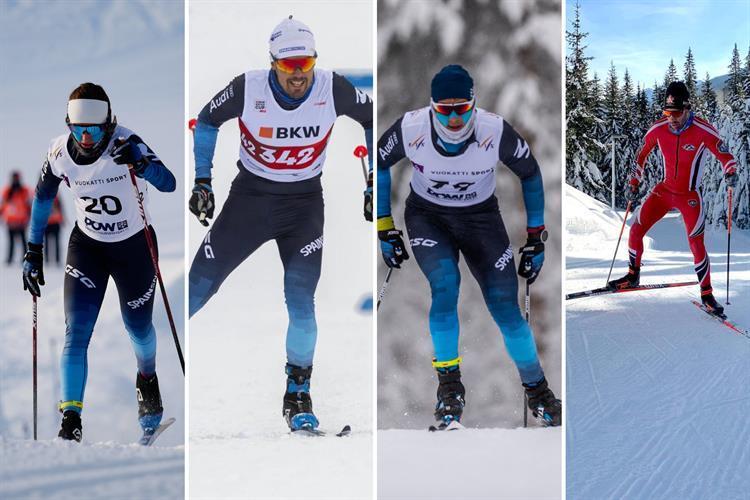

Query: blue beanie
[431,65,474,102]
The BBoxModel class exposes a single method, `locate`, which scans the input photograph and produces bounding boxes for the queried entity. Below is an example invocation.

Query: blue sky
[566,0,750,88]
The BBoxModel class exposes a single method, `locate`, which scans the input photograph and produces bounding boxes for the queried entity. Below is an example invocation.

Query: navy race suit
[188,69,372,368]
[29,127,175,414]
[377,108,547,384]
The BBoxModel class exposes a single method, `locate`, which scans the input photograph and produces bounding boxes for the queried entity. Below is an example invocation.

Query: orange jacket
[0,185,31,228]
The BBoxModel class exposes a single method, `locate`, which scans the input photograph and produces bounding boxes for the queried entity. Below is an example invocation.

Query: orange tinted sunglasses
[662,108,685,117]
[431,99,475,116]
[274,56,316,74]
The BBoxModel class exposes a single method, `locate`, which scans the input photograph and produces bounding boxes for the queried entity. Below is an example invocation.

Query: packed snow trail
[378,428,561,499]
[566,186,750,499]
[0,438,184,499]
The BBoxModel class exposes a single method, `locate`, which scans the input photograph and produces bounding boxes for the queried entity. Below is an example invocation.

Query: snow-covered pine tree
[565,1,606,200]
[683,47,702,112]
[700,72,718,120]
[699,44,749,231]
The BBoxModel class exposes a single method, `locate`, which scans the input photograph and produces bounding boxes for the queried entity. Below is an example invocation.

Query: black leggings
[6,227,26,263]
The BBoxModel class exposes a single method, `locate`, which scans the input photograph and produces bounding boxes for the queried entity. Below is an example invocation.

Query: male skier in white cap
[187,16,373,432]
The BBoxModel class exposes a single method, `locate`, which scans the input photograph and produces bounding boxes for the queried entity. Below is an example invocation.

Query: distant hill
[644,73,730,104]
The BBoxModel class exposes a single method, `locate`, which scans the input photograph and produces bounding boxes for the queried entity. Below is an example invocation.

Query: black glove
[363,172,373,222]
[378,216,409,268]
[112,137,149,176]
[189,178,214,226]
[725,170,738,188]
[518,227,546,285]
[22,242,45,297]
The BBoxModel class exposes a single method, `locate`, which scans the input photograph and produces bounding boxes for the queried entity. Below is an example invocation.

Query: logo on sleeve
[355,88,371,104]
[717,141,729,154]
[513,139,530,159]
[378,130,399,160]
[209,84,234,113]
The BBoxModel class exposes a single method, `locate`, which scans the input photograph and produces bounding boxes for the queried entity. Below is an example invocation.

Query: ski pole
[32,295,38,441]
[127,167,185,375]
[353,145,369,184]
[605,200,632,286]
[524,280,530,322]
[376,268,394,311]
[523,280,529,428]
[726,186,733,305]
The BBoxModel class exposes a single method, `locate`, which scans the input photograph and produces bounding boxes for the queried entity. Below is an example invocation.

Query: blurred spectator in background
[45,195,64,265]
[0,171,31,264]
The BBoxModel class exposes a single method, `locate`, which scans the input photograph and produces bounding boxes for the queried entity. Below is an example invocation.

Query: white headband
[67,99,109,124]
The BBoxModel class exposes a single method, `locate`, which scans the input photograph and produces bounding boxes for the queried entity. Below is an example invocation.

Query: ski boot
[523,377,561,427]
[700,286,724,316]
[433,366,465,430]
[58,410,82,442]
[608,265,640,290]
[136,372,164,434]
[283,364,319,432]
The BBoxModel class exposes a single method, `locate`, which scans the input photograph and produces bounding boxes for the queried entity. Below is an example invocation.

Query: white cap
[269,16,315,59]
[67,99,109,124]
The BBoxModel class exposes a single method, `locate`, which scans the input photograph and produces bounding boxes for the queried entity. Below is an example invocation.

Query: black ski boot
[136,372,163,433]
[58,410,82,442]
[434,366,465,427]
[283,364,319,431]
[608,265,640,290]
[700,287,724,316]
[523,377,561,427]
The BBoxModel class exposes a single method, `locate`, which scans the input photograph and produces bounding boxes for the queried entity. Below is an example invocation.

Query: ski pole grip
[353,145,368,158]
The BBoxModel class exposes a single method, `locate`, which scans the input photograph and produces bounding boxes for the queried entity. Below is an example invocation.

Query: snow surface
[565,185,750,499]
[0,2,185,498]
[378,428,561,500]
[188,2,373,499]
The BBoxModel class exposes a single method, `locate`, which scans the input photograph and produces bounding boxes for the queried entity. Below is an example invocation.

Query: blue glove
[518,227,546,285]
[378,216,409,268]
[112,137,149,176]
[22,242,45,297]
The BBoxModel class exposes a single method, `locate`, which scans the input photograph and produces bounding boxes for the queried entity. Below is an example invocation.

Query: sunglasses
[431,99,475,116]
[69,124,105,143]
[662,108,685,117]
[274,56,316,74]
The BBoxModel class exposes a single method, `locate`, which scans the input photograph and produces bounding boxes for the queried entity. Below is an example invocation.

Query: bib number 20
[82,195,122,215]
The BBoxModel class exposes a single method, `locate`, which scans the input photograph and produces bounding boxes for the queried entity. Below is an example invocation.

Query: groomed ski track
[0,439,184,499]
[566,186,750,499]
[378,427,561,499]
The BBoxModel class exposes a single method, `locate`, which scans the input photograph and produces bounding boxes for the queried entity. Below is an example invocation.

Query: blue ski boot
[283,364,319,431]
[136,372,163,436]
[434,366,465,428]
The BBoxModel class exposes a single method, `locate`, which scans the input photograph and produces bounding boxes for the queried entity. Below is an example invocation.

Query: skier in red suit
[609,81,738,314]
